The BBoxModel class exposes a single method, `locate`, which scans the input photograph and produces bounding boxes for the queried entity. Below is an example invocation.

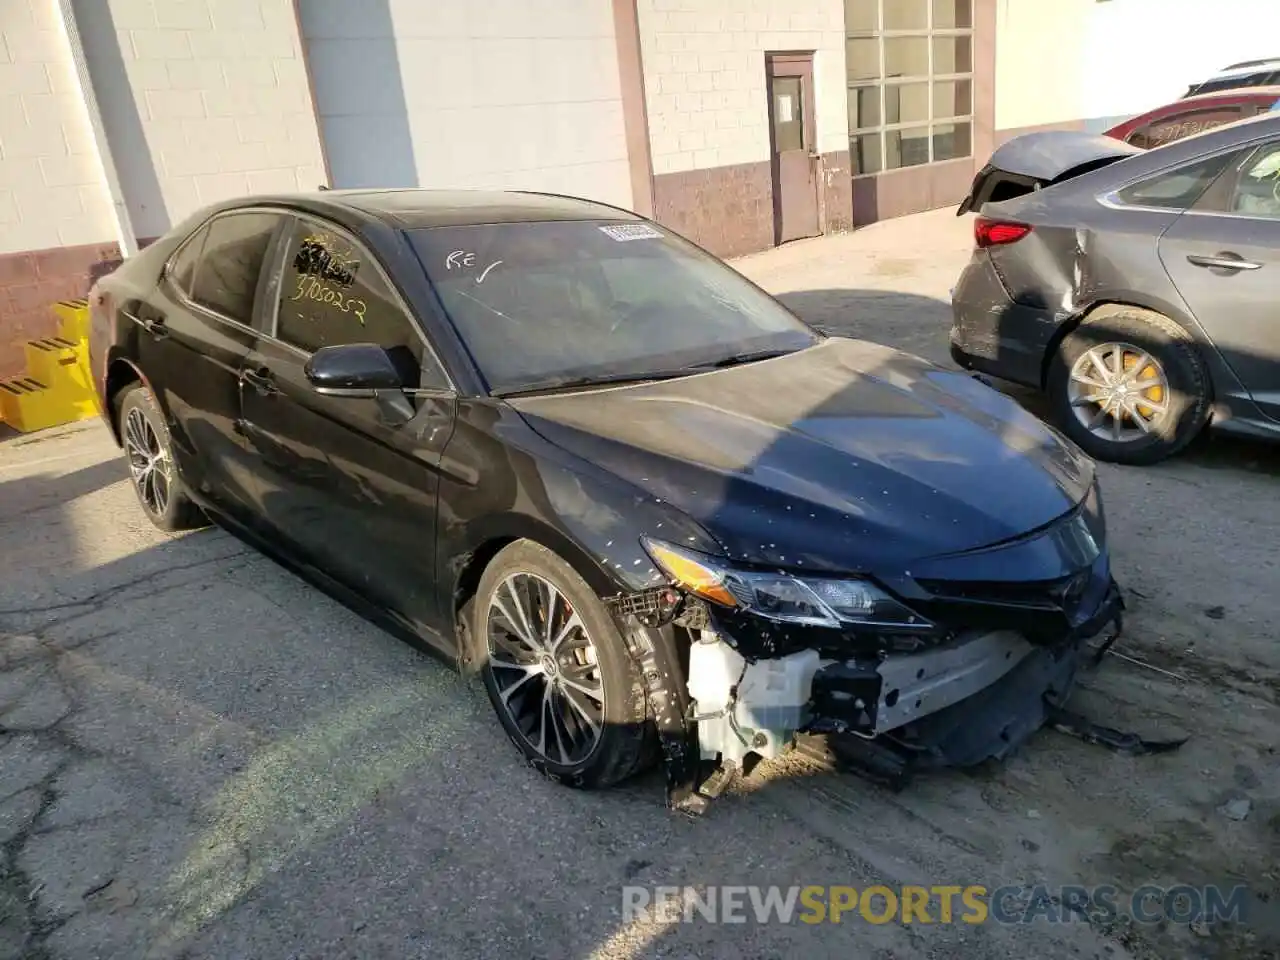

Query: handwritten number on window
[291,274,368,325]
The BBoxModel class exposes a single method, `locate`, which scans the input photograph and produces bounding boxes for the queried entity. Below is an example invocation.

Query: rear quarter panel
[982,123,1273,324]
[985,175,1256,399]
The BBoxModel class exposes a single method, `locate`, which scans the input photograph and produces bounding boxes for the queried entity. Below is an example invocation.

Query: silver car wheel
[123,406,172,516]
[1067,341,1170,444]
[485,572,605,766]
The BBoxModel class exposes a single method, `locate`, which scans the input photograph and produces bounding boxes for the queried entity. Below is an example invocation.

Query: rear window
[409,221,817,394]
[1126,106,1245,149]
[189,213,280,323]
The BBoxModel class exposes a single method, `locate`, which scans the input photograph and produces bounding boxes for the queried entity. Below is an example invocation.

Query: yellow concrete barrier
[0,299,96,433]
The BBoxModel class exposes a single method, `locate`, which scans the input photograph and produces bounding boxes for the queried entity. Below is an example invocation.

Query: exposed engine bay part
[686,628,1039,757]
[620,622,704,814]
[617,590,1186,813]
[687,634,820,765]
[851,630,1035,735]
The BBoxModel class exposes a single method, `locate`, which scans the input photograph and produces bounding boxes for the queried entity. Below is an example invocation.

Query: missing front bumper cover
[621,578,1183,813]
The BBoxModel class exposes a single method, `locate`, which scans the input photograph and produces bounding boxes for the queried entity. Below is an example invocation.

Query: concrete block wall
[0,1,117,256]
[81,0,327,240]
[0,0,328,380]
[633,0,850,257]
[993,0,1089,139]
[636,0,848,177]
[299,0,633,208]
[0,0,119,378]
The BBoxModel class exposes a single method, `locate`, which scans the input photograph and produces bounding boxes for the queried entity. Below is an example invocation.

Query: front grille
[911,567,1101,646]
[917,571,1090,612]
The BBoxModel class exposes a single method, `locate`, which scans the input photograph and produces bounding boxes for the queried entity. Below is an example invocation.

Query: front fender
[436,425,718,628]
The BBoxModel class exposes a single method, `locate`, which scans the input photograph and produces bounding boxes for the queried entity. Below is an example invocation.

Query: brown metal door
[767,54,820,244]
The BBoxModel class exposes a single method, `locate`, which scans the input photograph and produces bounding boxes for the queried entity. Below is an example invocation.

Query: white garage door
[298,0,634,209]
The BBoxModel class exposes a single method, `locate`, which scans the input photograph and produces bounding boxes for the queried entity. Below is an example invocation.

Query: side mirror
[304,343,405,398]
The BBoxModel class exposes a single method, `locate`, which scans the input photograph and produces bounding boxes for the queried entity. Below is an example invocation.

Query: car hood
[509,339,1095,575]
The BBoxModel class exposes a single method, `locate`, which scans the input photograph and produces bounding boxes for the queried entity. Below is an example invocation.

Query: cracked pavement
[2,209,1279,960]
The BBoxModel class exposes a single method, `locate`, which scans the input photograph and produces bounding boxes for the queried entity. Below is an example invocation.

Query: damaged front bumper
[701,577,1123,763]
[616,567,1150,814]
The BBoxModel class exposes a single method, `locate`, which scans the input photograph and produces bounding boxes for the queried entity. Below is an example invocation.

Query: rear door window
[188,212,282,324]
[167,225,209,296]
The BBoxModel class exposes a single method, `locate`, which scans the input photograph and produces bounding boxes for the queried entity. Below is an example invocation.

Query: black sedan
[951,113,1280,465]
[89,189,1122,808]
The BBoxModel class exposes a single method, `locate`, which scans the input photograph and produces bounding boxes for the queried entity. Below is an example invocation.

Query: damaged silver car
[951,114,1280,465]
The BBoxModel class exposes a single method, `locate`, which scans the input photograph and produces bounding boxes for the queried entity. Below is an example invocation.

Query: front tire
[1047,306,1210,465]
[475,540,655,789]
[117,384,205,532]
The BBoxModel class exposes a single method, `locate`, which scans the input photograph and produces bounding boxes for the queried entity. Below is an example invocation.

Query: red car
[1103,86,1280,148]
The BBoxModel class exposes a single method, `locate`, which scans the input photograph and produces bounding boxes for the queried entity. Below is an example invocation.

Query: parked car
[88,189,1123,806]
[1183,58,1280,97]
[951,113,1280,465]
[1105,86,1280,148]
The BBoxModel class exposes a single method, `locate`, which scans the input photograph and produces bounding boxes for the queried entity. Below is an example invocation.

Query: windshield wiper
[494,369,694,398]
[693,348,797,370]
[494,349,802,398]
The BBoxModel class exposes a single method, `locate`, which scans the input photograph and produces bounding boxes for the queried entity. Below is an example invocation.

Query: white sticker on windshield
[599,223,664,242]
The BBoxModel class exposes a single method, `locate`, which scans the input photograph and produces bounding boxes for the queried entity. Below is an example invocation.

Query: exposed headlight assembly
[641,538,931,630]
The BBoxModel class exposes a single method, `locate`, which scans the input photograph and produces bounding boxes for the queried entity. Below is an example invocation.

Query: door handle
[1186,253,1263,271]
[240,368,278,396]
[133,313,168,340]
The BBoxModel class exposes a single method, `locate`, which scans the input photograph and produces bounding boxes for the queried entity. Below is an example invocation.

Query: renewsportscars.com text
[622,884,1250,926]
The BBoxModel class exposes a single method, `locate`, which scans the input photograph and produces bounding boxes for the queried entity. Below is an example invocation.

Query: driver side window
[274,218,447,387]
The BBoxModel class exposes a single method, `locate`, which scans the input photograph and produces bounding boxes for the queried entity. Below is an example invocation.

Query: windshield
[409,220,820,394]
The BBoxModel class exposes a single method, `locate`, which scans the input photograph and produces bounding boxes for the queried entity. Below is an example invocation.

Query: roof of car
[240,188,642,230]
[1207,59,1280,79]
[1223,57,1280,70]
[1180,84,1280,105]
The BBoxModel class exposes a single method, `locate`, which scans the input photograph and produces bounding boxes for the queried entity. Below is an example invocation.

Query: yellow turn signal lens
[643,540,739,608]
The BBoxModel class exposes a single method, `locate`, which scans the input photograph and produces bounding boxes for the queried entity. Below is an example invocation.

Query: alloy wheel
[1067,341,1170,443]
[123,407,172,517]
[486,572,605,766]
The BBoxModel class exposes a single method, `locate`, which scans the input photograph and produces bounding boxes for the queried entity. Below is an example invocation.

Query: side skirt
[190,493,458,667]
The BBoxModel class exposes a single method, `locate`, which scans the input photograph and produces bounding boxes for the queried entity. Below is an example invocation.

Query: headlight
[641,538,930,629]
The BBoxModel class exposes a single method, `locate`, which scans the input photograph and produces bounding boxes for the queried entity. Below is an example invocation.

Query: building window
[846,0,974,175]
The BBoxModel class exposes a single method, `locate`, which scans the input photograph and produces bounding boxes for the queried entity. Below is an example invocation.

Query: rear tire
[474,540,655,789]
[1047,306,1210,465]
[117,384,205,532]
